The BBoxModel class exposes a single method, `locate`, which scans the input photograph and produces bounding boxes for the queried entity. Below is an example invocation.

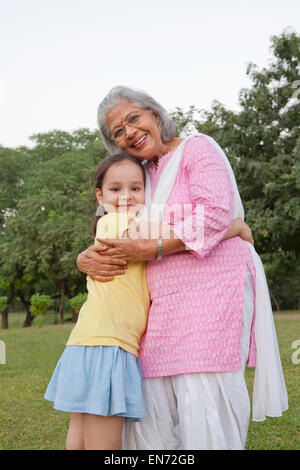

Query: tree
[69,292,87,323]
[172,29,300,310]
[0,296,8,327]
[0,145,36,327]
[0,129,109,327]
[30,293,54,316]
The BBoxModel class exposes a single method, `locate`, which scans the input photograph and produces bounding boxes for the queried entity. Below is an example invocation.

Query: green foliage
[69,293,87,314]
[0,296,8,313]
[0,128,109,325]
[30,294,54,317]
[1,313,299,449]
[172,28,300,310]
[0,30,299,322]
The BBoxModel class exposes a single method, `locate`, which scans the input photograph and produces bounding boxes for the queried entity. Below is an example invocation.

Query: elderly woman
[77,86,288,450]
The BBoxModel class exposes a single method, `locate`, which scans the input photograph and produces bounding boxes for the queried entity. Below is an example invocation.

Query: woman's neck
[152,138,183,171]
[155,137,183,160]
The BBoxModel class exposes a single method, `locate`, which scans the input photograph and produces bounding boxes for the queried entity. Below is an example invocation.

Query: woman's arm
[95,236,186,262]
[76,223,185,280]
[77,216,254,280]
[96,216,254,264]
[96,219,186,262]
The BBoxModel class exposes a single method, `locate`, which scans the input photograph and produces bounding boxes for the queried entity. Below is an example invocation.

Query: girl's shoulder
[96,212,132,240]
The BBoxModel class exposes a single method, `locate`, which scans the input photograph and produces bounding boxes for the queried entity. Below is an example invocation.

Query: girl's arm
[223,218,254,245]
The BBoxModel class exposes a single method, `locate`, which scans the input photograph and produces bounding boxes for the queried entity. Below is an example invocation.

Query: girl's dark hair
[92,152,145,236]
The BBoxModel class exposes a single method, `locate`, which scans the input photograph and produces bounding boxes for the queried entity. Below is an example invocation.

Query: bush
[69,293,87,314]
[30,294,54,317]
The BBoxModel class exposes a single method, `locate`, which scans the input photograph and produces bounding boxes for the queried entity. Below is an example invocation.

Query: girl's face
[96,160,145,215]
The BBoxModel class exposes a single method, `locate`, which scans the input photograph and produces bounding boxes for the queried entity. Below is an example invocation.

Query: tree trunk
[71,310,78,323]
[23,303,34,327]
[59,281,65,325]
[18,293,34,327]
[1,308,9,329]
[269,288,280,313]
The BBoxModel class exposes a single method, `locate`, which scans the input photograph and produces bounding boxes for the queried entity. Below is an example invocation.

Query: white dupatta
[140,133,288,422]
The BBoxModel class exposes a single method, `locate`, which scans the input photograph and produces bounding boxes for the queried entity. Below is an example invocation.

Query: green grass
[6,311,74,329]
[245,311,300,450]
[0,311,299,450]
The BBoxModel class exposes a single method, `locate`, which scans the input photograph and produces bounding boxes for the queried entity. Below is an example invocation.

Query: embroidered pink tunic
[139,136,256,377]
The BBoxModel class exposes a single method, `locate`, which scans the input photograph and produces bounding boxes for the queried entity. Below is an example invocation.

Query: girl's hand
[224,218,254,246]
[76,244,128,282]
[238,221,254,246]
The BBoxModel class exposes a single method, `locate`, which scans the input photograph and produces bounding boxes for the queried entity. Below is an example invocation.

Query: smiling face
[95,160,145,215]
[106,101,169,161]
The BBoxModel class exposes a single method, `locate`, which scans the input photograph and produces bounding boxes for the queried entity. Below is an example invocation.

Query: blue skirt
[44,345,147,422]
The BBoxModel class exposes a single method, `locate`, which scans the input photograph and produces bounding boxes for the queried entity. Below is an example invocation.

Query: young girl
[44,152,253,450]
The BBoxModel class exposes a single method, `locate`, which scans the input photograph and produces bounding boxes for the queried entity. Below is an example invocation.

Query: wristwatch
[156,236,163,261]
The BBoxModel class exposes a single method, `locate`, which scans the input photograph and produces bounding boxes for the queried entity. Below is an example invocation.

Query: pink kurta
[139,136,256,377]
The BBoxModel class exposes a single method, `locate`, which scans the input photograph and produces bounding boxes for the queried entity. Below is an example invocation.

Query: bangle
[156,236,163,261]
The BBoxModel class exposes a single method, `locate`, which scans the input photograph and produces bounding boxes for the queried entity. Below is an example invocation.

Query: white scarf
[141,133,288,422]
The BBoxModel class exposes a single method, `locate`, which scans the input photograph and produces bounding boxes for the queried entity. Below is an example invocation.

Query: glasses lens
[112,111,144,142]
[113,128,125,141]
[127,113,141,125]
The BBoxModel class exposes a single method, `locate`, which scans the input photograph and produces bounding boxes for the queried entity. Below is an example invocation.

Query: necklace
[152,140,181,172]
[152,150,170,172]
[153,157,159,171]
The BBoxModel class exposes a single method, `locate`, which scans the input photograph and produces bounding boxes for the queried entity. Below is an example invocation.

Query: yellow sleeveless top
[66,212,150,357]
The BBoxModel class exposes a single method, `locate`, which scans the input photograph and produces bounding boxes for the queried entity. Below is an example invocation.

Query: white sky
[0,0,299,148]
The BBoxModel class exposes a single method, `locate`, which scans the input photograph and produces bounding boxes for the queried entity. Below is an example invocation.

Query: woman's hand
[96,220,159,263]
[96,238,158,262]
[76,244,128,282]
[97,219,186,261]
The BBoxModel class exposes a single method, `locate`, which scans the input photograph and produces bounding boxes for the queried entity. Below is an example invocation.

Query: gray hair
[97,86,177,153]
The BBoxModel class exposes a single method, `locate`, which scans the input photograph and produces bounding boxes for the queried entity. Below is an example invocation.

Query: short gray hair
[97,86,177,153]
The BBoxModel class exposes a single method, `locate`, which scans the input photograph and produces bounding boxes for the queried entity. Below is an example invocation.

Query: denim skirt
[44,345,147,422]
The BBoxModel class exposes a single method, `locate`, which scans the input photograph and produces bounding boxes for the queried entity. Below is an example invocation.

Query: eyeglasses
[110,110,147,142]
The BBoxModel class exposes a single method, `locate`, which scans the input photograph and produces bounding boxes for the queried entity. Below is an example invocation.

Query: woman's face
[106,101,167,161]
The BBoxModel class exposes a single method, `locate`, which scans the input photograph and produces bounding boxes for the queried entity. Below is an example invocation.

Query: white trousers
[123,269,254,450]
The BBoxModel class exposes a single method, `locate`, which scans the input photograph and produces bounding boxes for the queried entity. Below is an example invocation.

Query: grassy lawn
[0,311,299,450]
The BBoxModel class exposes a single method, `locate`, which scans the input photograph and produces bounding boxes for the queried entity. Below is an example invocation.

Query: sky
[0,0,299,148]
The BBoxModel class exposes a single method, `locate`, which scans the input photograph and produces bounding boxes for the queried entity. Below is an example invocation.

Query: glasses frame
[110,108,150,143]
